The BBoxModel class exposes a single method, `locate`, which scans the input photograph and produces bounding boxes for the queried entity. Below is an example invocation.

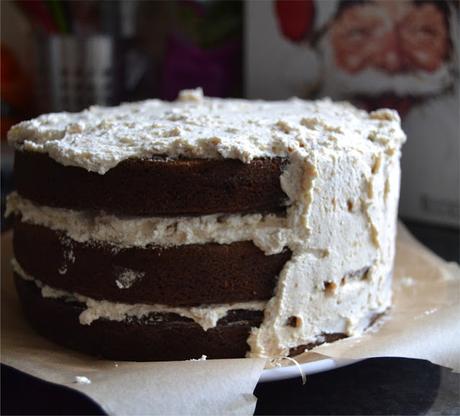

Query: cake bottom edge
[14,274,383,362]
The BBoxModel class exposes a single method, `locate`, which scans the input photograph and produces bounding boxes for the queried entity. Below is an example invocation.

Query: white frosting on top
[8,91,406,358]
[8,88,405,174]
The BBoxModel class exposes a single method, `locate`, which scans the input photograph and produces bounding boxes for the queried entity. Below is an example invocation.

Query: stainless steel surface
[36,35,115,112]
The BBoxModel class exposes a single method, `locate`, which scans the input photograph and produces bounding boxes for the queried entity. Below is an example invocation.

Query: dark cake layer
[14,221,291,306]
[15,275,349,361]
[14,150,289,216]
[15,274,264,361]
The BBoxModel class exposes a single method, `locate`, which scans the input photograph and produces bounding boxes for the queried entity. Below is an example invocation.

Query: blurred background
[1,0,459,255]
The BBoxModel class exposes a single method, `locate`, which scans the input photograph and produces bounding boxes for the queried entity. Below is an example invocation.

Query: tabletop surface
[2,213,459,415]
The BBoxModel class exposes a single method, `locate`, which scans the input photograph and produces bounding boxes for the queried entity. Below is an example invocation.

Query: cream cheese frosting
[8,88,404,174]
[6,192,289,255]
[8,90,406,358]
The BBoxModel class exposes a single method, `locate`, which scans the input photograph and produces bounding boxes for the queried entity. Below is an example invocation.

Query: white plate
[260,358,361,382]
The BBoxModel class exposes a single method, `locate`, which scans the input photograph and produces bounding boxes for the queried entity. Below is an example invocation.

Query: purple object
[160,34,241,100]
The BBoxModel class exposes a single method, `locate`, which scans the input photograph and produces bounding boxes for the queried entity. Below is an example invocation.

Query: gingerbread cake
[6,88,406,360]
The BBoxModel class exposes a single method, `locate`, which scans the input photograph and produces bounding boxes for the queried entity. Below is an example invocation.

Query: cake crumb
[74,376,91,385]
[163,127,182,138]
[178,88,203,102]
[300,117,319,129]
[115,268,145,289]
[400,276,415,287]
[190,355,207,361]
[275,120,294,133]
[369,109,397,121]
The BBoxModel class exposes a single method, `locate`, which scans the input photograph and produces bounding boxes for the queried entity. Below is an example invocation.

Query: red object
[274,0,315,42]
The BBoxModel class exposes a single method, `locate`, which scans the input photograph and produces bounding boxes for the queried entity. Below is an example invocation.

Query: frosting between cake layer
[6,192,289,255]
[8,90,406,358]
[12,259,265,330]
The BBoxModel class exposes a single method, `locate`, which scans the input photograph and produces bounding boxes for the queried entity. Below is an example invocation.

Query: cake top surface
[8,88,405,174]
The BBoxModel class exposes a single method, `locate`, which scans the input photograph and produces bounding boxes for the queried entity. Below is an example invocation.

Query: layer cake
[6,88,406,360]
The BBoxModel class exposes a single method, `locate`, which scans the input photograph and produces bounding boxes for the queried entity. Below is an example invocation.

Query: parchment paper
[2,223,459,415]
